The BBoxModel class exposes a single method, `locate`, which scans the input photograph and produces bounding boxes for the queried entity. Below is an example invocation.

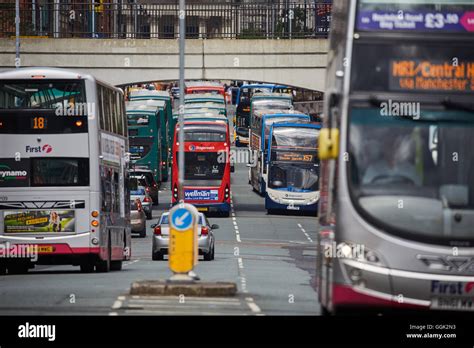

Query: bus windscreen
[0,80,86,110]
[177,152,226,180]
[271,127,319,150]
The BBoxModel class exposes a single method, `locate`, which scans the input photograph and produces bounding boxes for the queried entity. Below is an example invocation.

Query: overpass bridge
[0,38,328,91]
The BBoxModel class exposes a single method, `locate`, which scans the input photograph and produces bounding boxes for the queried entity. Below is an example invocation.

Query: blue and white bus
[265,123,321,214]
[249,109,311,195]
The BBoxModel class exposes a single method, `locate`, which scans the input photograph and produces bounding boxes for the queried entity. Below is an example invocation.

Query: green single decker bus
[129,90,174,180]
[127,98,171,182]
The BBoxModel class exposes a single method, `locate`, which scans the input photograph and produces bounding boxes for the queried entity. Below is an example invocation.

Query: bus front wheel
[80,262,95,273]
[110,260,123,271]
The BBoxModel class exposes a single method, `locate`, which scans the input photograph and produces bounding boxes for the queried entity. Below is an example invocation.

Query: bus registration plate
[26,245,54,253]
[431,297,474,311]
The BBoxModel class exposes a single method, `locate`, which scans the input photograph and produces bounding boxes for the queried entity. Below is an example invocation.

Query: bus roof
[185,93,225,100]
[254,109,305,119]
[126,105,160,114]
[240,83,275,89]
[176,121,229,134]
[185,103,226,110]
[129,90,171,99]
[0,67,122,93]
[185,81,223,88]
[251,92,293,101]
[126,99,166,110]
[271,122,321,130]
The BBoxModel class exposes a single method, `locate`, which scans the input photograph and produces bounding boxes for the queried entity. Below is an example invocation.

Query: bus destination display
[390,59,474,93]
[276,152,314,163]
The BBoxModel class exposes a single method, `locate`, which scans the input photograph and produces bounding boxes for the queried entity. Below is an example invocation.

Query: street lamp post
[15,0,20,68]
[178,0,186,201]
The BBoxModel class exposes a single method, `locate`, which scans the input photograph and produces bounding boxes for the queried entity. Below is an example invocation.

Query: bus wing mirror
[318,128,340,160]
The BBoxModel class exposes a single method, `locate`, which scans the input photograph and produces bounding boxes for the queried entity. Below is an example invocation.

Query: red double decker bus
[172,121,231,217]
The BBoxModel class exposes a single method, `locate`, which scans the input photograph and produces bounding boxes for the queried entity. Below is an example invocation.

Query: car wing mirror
[211,224,219,230]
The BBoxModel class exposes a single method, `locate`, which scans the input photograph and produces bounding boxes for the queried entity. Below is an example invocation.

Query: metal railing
[0,1,332,39]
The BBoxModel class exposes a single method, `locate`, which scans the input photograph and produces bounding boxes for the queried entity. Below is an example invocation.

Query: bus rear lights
[75,121,83,127]
[143,197,152,203]
[91,220,99,227]
[91,211,99,218]
[91,238,99,245]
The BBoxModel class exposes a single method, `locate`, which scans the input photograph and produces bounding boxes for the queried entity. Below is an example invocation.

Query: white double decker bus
[0,68,131,274]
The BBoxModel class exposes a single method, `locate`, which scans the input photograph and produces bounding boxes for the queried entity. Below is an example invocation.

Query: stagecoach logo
[0,165,28,182]
[189,144,196,151]
[25,144,53,154]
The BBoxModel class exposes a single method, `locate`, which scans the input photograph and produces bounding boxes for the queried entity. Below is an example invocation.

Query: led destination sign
[390,59,474,93]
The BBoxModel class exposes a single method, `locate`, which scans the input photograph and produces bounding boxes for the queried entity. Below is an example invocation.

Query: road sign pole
[15,0,20,68]
[178,0,186,202]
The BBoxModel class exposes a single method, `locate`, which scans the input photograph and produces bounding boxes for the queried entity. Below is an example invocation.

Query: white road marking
[245,297,262,313]
[297,223,314,243]
[109,312,118,316]
[112,300,122,309]
[238,257,244,269]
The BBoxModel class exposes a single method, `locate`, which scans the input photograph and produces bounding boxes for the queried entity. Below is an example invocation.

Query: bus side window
[98,86,106,130]
[113,171,120,214]
[101,167,113,212]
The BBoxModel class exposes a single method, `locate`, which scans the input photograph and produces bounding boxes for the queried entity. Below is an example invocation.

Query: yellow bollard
[168,203,199,274]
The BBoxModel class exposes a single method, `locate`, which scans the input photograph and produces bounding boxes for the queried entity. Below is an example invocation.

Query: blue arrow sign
[171,207,193,231]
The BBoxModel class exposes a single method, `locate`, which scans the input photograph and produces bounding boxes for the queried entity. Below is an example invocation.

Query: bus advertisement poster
[184,189,219,201]
[0,159,30,187]
[4,210,75,233]
[357,11,474,33]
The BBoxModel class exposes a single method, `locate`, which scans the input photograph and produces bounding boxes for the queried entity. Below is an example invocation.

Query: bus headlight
[308,191,320,205]
[267,191,280,203]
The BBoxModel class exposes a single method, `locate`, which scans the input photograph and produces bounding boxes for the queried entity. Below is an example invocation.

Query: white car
[151,212,217,261]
